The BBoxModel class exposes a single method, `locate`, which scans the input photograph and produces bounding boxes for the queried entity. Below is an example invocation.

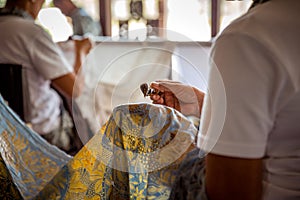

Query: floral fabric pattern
[37,103,198,199]
[0,94,202,199]
[0,96,71,199]
[0,153,23,200]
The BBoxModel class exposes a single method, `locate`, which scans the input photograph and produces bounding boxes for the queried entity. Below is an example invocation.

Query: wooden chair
[0,64,25,121]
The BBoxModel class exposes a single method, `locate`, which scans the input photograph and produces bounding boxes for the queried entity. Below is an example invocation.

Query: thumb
[158,82,197,103]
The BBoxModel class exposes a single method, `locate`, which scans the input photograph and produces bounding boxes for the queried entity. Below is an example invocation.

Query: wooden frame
[99,0,221,38]
[211,0,220,38]
[99,0,112,36]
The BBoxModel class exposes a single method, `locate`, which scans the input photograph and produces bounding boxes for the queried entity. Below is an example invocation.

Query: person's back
[204,0,300,199]
[148,0,300,199]
[251,1,300,198]
[0,0,92,154]
[0,10,71,134]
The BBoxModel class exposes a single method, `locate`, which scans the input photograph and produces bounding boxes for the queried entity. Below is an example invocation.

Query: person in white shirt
[0,0,92,154]
[150,0,300,199]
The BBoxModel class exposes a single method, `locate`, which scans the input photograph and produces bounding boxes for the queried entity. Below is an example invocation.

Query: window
[108,0,252,41]
[0,0,6,8]
[219,0,252,32]
[165,0,252,41]
[37,7,73,42]
[165,0,211,41]
[110,0,161,40]
[1,0,253,42]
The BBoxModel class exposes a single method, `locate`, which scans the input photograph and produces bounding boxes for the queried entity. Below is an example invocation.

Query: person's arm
[54,0,102,36]
[205,153,263,200]
[51,73,78,97]
[73,37,92,74]
[51,38,92,98]
[53,0,77,16]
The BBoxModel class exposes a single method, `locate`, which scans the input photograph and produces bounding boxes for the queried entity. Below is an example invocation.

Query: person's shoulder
[23,21,53,42]
[7,17,46,36]
[214,4,272,49]
[219,10,257,40]
[221,0,300,38]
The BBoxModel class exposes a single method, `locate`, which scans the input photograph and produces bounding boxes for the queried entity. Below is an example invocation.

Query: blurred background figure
[0,0,92,155]
[53,0,102,36]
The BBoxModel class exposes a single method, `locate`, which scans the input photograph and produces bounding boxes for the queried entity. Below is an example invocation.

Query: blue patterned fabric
[0,153,23,199]
[0,95,71,199]
[36,103,199,199]
[169,149,207,200]
[0,93,206,199]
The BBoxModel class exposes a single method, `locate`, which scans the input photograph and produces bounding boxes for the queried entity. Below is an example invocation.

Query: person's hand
[150,80,205,117]
[73,37,93,74]
[74,37,93,56]
[53,0,77,16]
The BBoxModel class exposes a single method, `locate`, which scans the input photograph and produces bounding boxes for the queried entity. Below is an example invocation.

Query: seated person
[0,0,92,154]
[53,0,103,36]
[150,0,300,199]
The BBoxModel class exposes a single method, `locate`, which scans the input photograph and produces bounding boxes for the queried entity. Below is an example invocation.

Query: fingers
[150,80,192,103]
[155,80,182,84]
[150,90,180,111]
[164,91,181,111]
[164,91,175,108]
[73,36,93,55]
[150,94,164,104]
[149,82,165,92]
[150,80,181,92]
[149,80,205,117]
[150,81,181,109]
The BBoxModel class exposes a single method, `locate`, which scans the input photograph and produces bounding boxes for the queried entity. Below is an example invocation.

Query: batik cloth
[0,153,23,199]
[36,103,198,199]
[0,95,71,199]
[1,93,206,199]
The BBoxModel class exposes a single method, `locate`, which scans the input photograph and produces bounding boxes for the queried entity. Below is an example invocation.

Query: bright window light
[38,8,73,42]
[166,0,211,41]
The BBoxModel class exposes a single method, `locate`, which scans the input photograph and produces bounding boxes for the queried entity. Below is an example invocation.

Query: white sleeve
[28,26,73,80]
[199,33,282,158]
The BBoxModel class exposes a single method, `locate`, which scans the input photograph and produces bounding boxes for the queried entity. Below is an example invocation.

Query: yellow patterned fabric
[36,103,198,199]
[0,153,23,199]
[0,95,71,199]
[0,93,198,199]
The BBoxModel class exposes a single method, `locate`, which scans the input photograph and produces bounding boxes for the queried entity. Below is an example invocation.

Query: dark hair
[4,0,25,9]
[250,0,270,9]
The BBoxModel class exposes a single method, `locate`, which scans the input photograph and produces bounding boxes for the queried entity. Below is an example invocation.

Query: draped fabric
[169,149,207,200]
[0,94,204,199]
[0,95,71,199]
[0,153,23,199]
[36,103,198,199]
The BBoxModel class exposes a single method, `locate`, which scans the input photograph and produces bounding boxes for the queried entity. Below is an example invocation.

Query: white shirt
[199,0,300,199]
[0,13,73,134]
